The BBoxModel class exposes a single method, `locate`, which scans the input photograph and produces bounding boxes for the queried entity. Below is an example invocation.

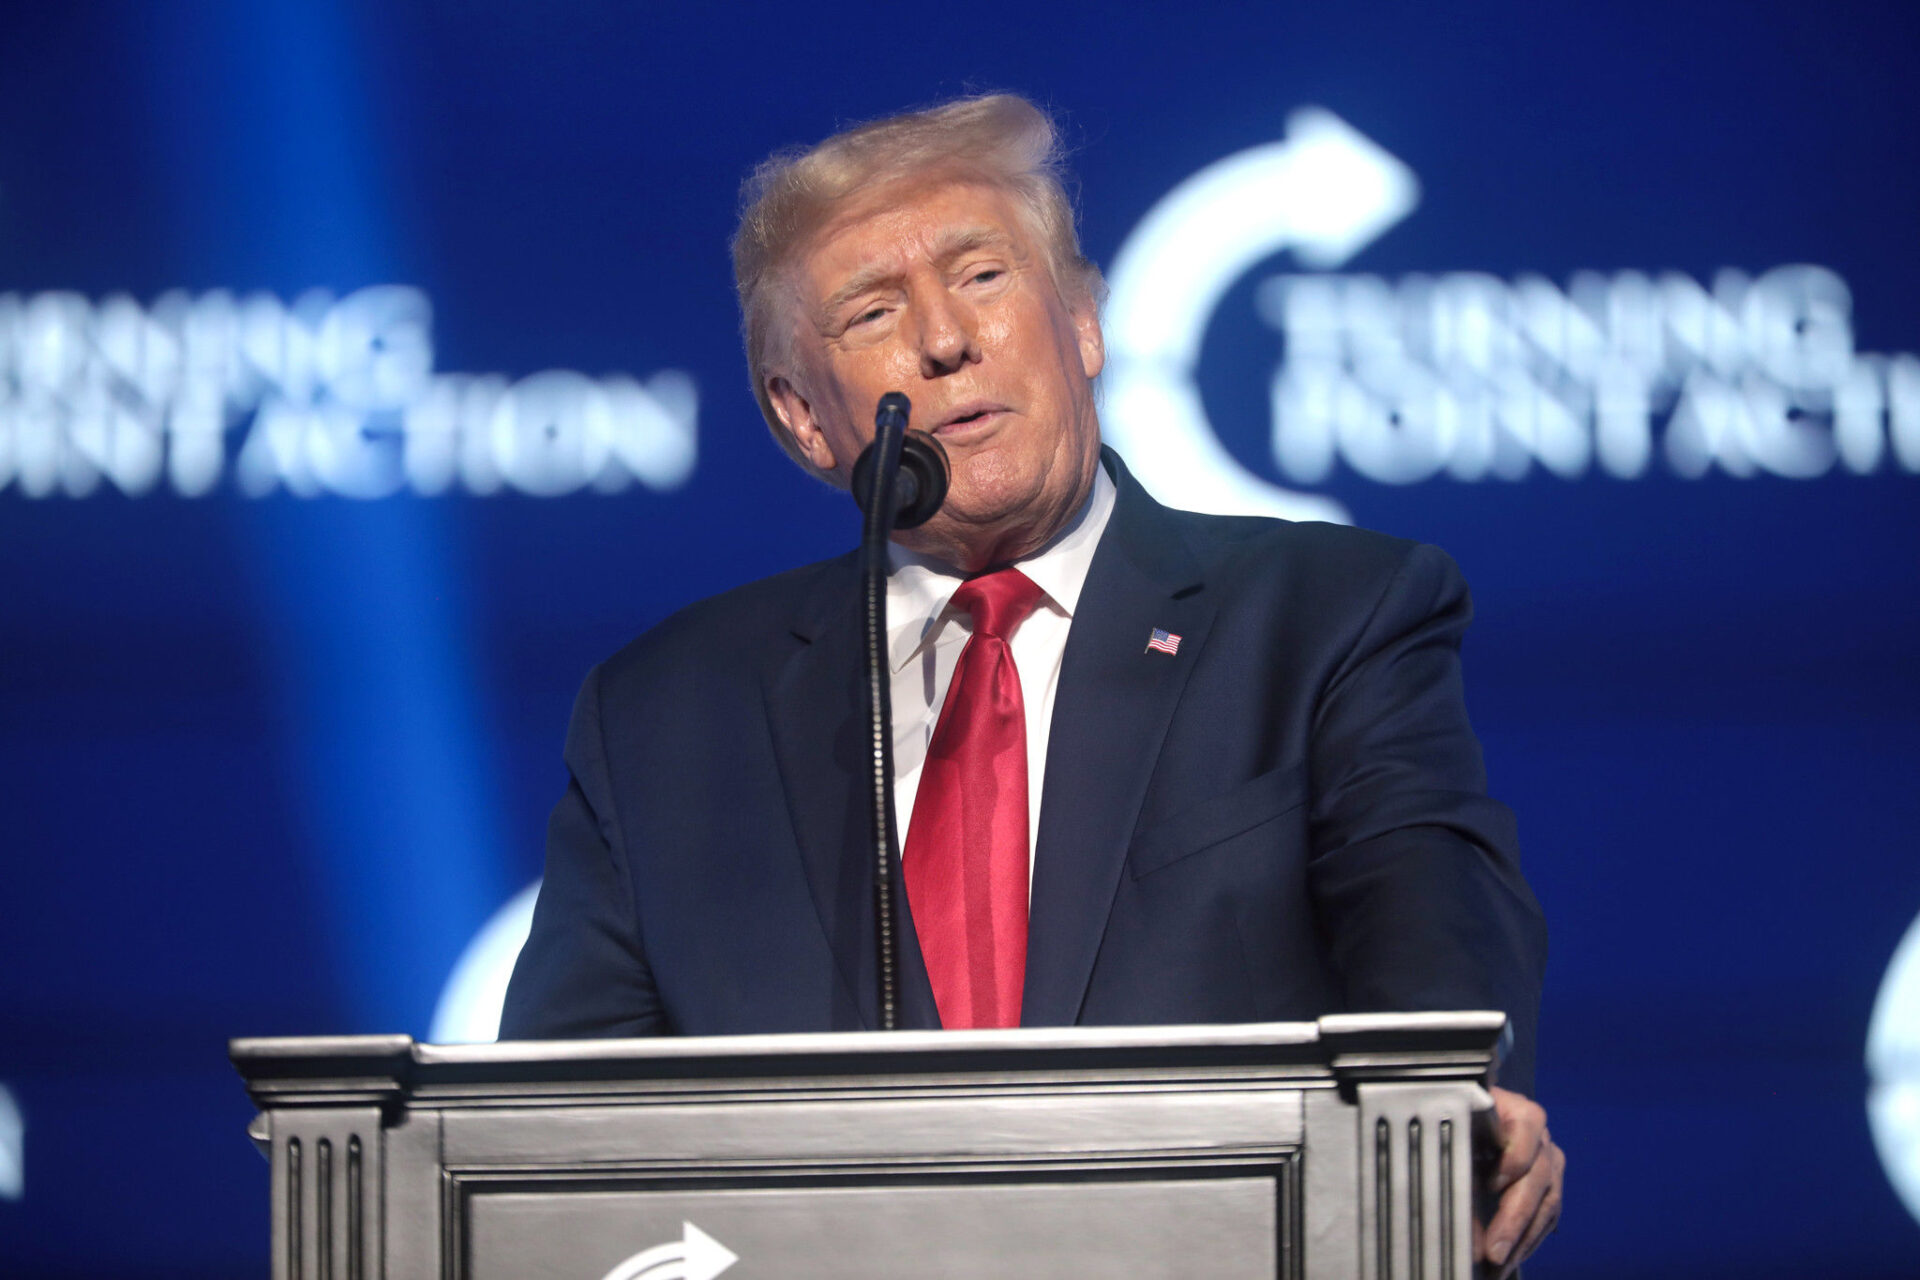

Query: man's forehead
[804,183,1028,289]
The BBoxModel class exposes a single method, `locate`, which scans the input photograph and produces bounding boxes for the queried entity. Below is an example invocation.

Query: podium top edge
[230,1033,415,1060]
[230,1012,1506,1076]
[441,1020,1326,1063]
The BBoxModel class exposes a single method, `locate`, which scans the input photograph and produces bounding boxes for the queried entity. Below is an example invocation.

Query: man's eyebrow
[931,225,1013,264]
[819,266,898,325]
[817,226,1015,323]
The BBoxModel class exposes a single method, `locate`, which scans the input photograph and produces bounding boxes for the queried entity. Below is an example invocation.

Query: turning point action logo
[1100,108,1920,526]
[0,286,697,499]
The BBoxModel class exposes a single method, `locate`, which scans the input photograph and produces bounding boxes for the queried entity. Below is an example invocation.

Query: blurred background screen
[1,2,1917,1276]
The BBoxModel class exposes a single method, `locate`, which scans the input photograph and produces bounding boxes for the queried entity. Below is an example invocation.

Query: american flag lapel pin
[1145,627,1182,656]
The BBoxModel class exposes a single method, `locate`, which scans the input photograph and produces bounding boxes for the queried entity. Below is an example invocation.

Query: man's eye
[850,306,887,327]
[969,269,1003,285]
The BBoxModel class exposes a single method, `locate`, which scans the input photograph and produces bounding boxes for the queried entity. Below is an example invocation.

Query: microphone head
[875,391,911,430]
[892,430,950,529]
[851,429,950,530]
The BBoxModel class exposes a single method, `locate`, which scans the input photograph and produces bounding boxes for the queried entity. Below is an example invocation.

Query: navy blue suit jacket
[501,451,1547,1094]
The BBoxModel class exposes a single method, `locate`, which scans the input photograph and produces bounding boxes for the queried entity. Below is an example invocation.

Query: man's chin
[896,506,1052,571]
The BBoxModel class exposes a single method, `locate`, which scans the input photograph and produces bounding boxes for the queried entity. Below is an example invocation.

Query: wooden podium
[230,1013,1502,1279]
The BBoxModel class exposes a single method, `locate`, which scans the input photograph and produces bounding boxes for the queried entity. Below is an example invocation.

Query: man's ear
[1072,298,1105,380]
[767,375,839,473]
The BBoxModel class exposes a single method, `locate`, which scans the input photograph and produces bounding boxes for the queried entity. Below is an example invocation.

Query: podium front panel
[466,1174,1284,1279]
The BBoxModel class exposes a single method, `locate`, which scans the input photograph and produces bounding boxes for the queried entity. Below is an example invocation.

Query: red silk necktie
[903,567,1044,1029]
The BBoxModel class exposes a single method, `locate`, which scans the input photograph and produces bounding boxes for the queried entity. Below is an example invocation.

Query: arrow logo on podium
[598,1221,738,1280]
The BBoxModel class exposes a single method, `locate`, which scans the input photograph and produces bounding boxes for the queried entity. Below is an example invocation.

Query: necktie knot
[951,567,1043,641]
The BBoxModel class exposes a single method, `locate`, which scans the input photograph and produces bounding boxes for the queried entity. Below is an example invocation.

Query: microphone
[852,395,949,530]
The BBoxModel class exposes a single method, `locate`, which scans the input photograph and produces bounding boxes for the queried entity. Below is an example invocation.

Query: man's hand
[1477,1085,1564,1277]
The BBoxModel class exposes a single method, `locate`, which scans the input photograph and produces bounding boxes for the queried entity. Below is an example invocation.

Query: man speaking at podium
[503,95,1562,1273]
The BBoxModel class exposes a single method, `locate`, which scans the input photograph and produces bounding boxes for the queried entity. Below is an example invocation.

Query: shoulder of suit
[1152,508,1473,645]
[1103,453,1441,586]
[593,552,852,691]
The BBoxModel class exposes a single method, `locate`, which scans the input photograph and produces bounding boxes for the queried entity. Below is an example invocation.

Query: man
[503,94,1561,1274]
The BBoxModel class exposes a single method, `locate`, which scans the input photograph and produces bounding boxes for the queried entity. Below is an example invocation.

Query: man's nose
[914,290,978,377]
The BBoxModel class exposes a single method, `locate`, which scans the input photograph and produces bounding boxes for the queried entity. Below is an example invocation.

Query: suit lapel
[763,554,941,1031]
[1023,451,1216,1026]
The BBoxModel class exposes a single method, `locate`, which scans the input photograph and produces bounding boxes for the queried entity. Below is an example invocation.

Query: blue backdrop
[2,2,1917,1275]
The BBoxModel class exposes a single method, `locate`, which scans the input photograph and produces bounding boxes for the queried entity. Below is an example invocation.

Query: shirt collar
[884,464,1117,674]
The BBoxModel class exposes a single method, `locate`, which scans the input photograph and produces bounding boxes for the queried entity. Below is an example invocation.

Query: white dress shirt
[886,466,1117,872]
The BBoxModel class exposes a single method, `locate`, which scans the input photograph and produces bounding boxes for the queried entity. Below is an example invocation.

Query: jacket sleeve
[499,664,669,1039]
[1304,541,1548,1095]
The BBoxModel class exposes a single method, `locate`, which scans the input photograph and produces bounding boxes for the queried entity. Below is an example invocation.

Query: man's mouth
[934,402,1006,434]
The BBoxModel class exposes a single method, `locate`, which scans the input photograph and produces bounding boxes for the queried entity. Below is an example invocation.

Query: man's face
[765,180,1106,571]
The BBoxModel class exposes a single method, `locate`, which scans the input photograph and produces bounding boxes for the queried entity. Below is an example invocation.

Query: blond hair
[731,94,1103,465]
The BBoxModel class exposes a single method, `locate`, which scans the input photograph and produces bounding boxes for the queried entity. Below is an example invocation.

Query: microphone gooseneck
[854,391,948,1030]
